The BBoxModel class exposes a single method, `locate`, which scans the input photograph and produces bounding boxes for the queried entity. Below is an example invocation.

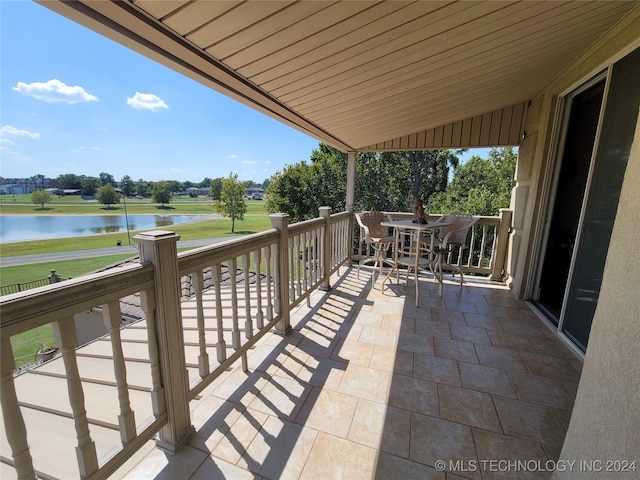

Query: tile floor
[116,266,582,480]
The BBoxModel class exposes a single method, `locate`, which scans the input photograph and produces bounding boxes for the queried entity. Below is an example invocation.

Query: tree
[426,147,517,216]
[136,179,150,197]
[81,176,101,196]
[96,183,120,209]
[99,172,115,186]
[121,175,135,197]
[214,173,247,232]
[152,181,172,206]
[31,190,51,209]
[209,177,223,200]
[56,173,82,190]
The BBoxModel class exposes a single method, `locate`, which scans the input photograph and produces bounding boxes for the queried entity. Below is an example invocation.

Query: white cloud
[126,92,168,111]
[242,160,258,165]
[227,154,239,159]
[13,79,98,103]
[0,125,40,140]
[264,160,271,165]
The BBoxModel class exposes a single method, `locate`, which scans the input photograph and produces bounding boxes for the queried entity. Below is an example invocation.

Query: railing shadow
[123,267,374,479]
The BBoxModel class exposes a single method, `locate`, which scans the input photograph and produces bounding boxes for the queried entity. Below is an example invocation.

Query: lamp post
[122,193,132,246]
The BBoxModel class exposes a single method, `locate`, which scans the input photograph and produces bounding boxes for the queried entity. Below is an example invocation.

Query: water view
[0,214,213,243]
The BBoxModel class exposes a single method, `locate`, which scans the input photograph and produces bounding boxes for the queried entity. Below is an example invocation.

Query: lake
[0,214,214,243]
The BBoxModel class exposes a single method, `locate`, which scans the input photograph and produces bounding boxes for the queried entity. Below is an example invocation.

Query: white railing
[353,209,512,281]
[0,208,350,480]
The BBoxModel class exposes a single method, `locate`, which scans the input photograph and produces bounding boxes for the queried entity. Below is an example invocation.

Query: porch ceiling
[39,0,638,152]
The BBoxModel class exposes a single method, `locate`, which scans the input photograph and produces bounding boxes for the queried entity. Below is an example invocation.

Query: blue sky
[1,1,488,184]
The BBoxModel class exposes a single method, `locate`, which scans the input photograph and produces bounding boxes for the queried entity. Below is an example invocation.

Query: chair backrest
[356,211,389,240]
[438,214,477,246]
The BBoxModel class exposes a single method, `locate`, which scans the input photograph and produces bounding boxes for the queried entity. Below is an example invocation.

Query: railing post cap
[268,213,289,219]
[133,230,180,244]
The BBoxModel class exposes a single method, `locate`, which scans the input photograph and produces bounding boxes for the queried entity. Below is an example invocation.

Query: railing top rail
[288,217,324,235]
[177,229,279,275]
[0,263,154,338]
[330,211,350,222]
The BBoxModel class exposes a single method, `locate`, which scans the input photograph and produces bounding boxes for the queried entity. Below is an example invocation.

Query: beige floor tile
[239,416,317,480]
[439,384,502,432]
[493,396,566,461]
[247,374,312,421]
[415,319,452,339]
[487,330,538,353]
[358,324,399,348]
[338,363,391,404]
[330,338,375,366]
[472,428,549,480]
[348,398,411,458]
[349,309,385,327]
[300,432,378,480]
[443,299,478,314]
[519,352,581,382]
[190,455,262,480]
[119,444,209,480]
[507,371,574,409]
[374,451,445,479]
[463,313,505,332]
[434,337,479,364]
[210,408,269,464]
[189,396,245,452]
[295,387,359,438]
[380,314,415,332]
[450,324,492,346]
[369,345,414,376]
[431,308,467,325]
[289,355,346,391]
[474,344,528,373]
[458,362,516,398]
[410,413,479,479]
[397,331,435,355]
[388,374,439,416]
[414,353,461,386]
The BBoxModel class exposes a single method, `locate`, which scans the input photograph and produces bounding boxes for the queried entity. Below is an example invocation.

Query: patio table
[380,219,451,305]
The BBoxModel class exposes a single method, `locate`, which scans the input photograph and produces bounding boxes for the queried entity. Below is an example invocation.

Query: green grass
[11,325,56,369]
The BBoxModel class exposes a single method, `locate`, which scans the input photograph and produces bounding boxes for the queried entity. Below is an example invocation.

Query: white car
[252,193,264,200]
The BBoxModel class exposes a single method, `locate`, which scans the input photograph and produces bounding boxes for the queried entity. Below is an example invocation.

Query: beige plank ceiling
[38,0,640,152]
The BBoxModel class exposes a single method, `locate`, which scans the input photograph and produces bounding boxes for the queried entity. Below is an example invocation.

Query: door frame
[528,71,610,357]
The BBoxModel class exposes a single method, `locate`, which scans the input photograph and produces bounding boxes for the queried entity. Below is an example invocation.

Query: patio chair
[430,213,478,295]
[355,211,395,285]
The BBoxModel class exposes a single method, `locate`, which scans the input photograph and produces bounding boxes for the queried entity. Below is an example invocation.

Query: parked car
[252,193,264,200]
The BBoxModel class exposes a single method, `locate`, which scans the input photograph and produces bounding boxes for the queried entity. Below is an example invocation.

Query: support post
[490,209,513,282]
[269,214,291,335]
[319,207,332,290]
[346,151,356,213]
[133,230,194,453]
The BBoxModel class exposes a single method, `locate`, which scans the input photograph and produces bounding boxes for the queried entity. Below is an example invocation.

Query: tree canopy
[31,190,51,209]
[214,173,247,232]
[427,147,516,216]
[152,181,172,206]
[96,183,120,209]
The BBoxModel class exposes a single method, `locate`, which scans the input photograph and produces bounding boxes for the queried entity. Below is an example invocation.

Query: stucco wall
[554,110,640,479]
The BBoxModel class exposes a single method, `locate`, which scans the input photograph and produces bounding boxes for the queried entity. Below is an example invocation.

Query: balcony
[1,210,581,479]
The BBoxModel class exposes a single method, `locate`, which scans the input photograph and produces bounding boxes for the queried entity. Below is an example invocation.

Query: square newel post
[133,230,194,453]
[490,209,513,282]
[319,206,332,291]
[269,214,292,335]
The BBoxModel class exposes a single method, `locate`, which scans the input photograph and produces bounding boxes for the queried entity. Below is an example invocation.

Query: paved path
[0,238,234,267]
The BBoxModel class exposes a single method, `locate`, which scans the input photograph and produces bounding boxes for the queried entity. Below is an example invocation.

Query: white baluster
[103,301,137,445]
